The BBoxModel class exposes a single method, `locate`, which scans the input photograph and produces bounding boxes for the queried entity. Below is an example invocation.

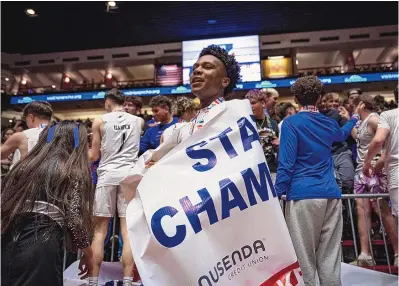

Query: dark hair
[22,101,53,121]
[347,88,362,98]
[1,121,93,236]
[374,95,389,113]
[278,103,295,120]
[394,85,398,103]
[290,76,323,106]
[149,95,172,112]
[199,45,241,96]
[1,128,14,144]
[105,88,125,105]
[353,94,376,112]
[124,96,143,109]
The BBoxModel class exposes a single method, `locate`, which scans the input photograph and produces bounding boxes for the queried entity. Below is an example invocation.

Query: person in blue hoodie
[139,96,178,155]
[275,76,359,286]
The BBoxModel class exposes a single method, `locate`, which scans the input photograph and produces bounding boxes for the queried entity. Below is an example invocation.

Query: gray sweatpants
[286,199,342,286]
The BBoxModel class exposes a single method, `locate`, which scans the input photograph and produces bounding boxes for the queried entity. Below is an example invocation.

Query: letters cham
[149,116,277,285]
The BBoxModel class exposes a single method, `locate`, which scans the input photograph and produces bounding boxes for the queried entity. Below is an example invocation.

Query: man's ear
[222,77,230,88]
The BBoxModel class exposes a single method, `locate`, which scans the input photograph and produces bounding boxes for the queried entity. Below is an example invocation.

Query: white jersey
[97,111,142,186]
[11,125,46,169]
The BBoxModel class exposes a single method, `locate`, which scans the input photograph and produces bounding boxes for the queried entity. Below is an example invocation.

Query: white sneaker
[350,253,375,266]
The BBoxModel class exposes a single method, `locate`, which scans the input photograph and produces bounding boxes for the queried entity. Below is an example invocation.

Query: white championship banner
[124,100,304,286]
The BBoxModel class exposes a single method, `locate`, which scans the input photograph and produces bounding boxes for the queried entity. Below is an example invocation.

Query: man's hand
[354,102,364,116]
[272,138,280,148]
[145,160,156,169]
[362,161,374,178]
[338,107,350,121]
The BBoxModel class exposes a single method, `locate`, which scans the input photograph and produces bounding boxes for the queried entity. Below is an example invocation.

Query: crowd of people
[1,44,398,286]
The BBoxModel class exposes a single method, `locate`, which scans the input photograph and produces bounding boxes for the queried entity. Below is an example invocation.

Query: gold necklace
[256,117,266,130]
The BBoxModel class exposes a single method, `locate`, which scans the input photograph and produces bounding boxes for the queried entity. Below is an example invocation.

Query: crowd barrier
[62,194,397,280]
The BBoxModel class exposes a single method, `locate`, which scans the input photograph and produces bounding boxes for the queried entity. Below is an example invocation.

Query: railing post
[111,215,117,262]
[345,198,359,261]
[376,198,392,274]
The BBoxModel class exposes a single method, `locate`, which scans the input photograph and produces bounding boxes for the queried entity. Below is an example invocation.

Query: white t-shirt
[378,108,398,170]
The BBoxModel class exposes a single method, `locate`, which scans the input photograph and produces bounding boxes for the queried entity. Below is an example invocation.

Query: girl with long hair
[2,121,95,286]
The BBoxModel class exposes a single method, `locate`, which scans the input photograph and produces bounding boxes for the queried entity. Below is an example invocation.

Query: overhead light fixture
[25,9,37,16]
[64,76,70,83]
[21,79,27,85]
[51,85,56,88]
[106,72,112,79]
[108,1,116,7]
[296,60,299,65]
[9,119,13,123]
[268,56,284,60]
[100,84,106,88]
[5,77,9,81]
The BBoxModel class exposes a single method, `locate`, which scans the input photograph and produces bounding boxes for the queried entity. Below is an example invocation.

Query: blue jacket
[139,118,179,154]
[275,112,357,201]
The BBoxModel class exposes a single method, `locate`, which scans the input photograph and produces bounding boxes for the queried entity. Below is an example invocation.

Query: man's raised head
[124,95,143,115]
[190,45,241,106]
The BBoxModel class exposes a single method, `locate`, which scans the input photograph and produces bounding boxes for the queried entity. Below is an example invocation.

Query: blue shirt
[275,112,357,201]
[139,118,179,154]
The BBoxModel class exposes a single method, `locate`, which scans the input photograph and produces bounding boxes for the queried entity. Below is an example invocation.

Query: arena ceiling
[2,1,398,55]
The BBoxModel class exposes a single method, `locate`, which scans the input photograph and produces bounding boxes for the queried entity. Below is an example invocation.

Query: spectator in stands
[245,90,279,182]
[276,75,359,286]
[123,96,145,130]
[363,86,398,226]
[276,102,296,136]
[343,99,351,114]
[374,94,389,114]
[262,88,279,119]
[139,95,178,154]
[2,121,94,285]
[325,92,342,110]
[347,88,362,112]
[348,94,398,266]
[319,93,355,193]
[14,122,27,133]
[346,88,363,163]
[1,128,14,144]
[1,101,53,168]
[161,96,196,144]
[1,128,15,175]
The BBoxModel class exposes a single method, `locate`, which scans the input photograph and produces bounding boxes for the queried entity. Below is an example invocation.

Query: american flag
[156,65,182,86]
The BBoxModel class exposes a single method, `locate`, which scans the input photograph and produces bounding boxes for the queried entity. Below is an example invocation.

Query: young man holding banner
[122,45,304,286]
[276,76,359,286]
